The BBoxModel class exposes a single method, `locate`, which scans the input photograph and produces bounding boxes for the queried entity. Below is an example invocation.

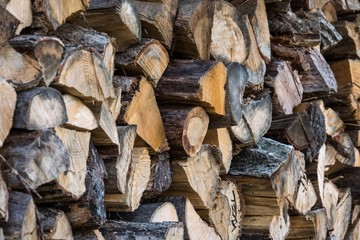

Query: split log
[134,0,177,48]
[264,60,303,116]
[0,191,37,240]
[165,144,221,209]
[347,205,360,239]
[0,43,42,90]
[330,59,360,98]
[0,6,19,45]
[53,47,115,102]
[333,0,360,13]
[86,101,119,146]
[54,23,115,78]
[197,180,244,240]
[322,1,337,22]
[62,94,98,131]
[0,79,16,148]
[116,76,169,152]
[4,0,32,34]
[74,230,105,240]
[211,0,250,64]
[0,129,69,190]
[271,44,338,94]
[231,93,272,147]
[105,147,151,212]
[70,0,141,51]
[160,106,209,158]
[323,107,344,137]
[101,126,137,194]
[173,0,214,60]
[0,170,8,221]
[114,39,169,87]
[13,87,67,130]
[203,128,232,174]
[329,188,352,239]
[156,60,226,116]
[32,0,88,31]
[100,221,184,239]
[113,202,178,222]
[290,0,329,10]
[108,82,122,121]
[230,0,271,62]
[9,35,64,86]
[37,208,73,239]
[328,167,360,202]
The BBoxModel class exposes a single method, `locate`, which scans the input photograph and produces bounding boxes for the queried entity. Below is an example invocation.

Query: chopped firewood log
[290,0,329,10]
[113,202,178,222]
[63,142,106,229]
[74,230,105,240]
[0,43,42,90]
[54,23,115,78]
[53,47,115,102]
[114,39,169,87]
[0,79,16,148]
[0,170,8,221]
[0,228,3,239]
[32,0,89,31]
[197,180,244,240]
[105,147,151,212]
[173,0,214,60]
[143,152,172,199]
[100,221,184,239]
[37,208,74,239]
[9,35,64,86]
[0,129,69,190]
[231,93,272,147]
[165,145,221,209]
[203,128,232,174]
[0,6,19,45]
[286,209,327,239]
[134,0,177,48]
[265,60,303,116]
[0,191,37,240]
[323,21,360,59]
[230,0,271,63]
[329,167,360,202]
[13,87,67,130]
[271,44,337,94]
[347,205,360,239]
[160,106,209,158]
[330,59,360,98]
[329,188,352,239]
[333,0,360,13]
[156,59,226,116]
[323,107,344,137]
[348,130,360,147]
[322,1,337,22]
[154,196,221,239]
[70,0,141,51]
[85,101,119,146]
[107,83,122,121]
[101,126,136,194]
[62,94,98,131]
[116,76,169,152]
[211,0,250,64]
[4,0,32,34]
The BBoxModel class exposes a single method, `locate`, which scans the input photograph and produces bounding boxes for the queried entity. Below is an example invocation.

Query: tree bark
[37,208,74,240]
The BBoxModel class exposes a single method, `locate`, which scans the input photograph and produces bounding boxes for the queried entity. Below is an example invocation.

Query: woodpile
[2,0,360,239]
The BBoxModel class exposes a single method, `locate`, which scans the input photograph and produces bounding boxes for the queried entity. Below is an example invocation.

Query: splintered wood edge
[49,211,73,239]
[116,0,142,40]
[150,202,179,222]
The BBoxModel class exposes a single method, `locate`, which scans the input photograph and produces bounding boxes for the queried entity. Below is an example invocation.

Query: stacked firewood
[1,0,360,239]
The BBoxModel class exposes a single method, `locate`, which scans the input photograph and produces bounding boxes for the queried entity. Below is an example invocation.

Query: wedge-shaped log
[0,129,69,190]
[0,192,37,240]
[4,0,32,34]
[135,0,177,48]
[0,170,8,221]
[13,87,67,130]
[38,208,74,239]
[156,60,226,116]
[116,76,169,152]
[32,0,88,31]
[0,6,19,45]
[173,0,214,59]
[9,35,64,86]
[115,39,169,87]
[71,0,141,51]
[330,59,360,98]
[0,79,16,148]
[165,144,220,209]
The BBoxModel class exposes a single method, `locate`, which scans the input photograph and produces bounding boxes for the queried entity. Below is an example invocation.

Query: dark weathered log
[0,6,19,45]
[13,87,67,130]
[135,0,177,48]
[37,208,74,239]
[74,230,105,240]
[115,76,169,152]
[0,79,16,148]
[173,0,214,59]
[114,38,169,87]
[0,170,8,221]
[156,60,226,116]
[290,0,329,10]
[100,220,184,239]
[0,129,69,190]
[0,191,37,240]
[70,0,141,51]
[346,205,360,239]
[333,0,360,13]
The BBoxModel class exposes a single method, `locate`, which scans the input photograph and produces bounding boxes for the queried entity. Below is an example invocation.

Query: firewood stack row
[0,0,360,239]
